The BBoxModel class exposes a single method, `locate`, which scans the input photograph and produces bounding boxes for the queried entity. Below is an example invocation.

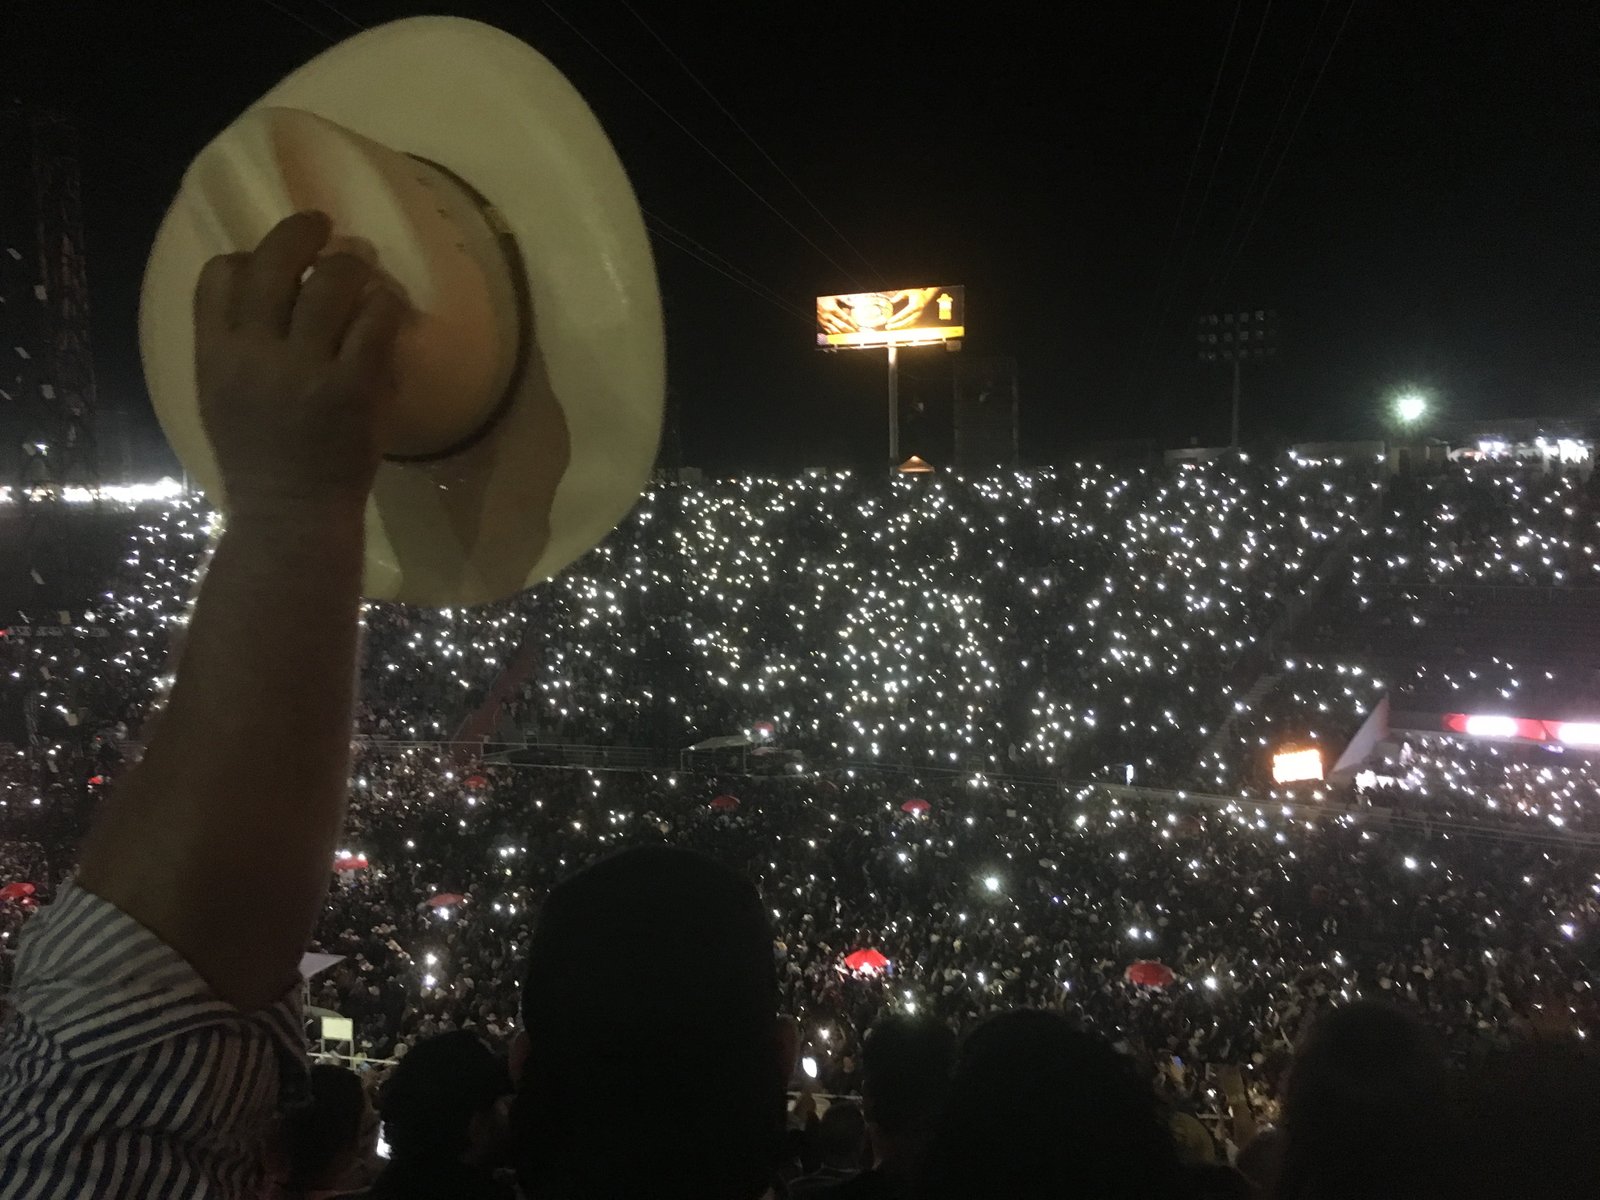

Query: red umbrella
[428,892,467,908]
[1124,961,1176,988]
[843,948,890,974]
[0,882,37,903]
[900,798,931,815]
[333,853,369,872]
[464,773,489,789]
[709,794,740,812]
[87,774,106,787]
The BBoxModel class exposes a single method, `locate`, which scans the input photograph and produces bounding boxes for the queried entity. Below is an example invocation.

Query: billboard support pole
[887,343,900,474]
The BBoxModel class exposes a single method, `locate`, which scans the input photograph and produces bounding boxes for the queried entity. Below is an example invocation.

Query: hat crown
[140,17,665,605]
[183,106,521,458]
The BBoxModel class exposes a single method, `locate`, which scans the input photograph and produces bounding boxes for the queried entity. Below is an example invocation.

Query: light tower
[1197,308,1277,447]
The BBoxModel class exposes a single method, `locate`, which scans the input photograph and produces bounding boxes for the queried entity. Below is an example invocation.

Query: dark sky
[7,0,1599,473]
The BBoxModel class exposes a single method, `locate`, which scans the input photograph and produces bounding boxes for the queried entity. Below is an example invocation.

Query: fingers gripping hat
[141,17,665,605]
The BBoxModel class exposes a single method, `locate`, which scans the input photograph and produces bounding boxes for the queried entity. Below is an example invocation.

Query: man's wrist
[225,494,369,535]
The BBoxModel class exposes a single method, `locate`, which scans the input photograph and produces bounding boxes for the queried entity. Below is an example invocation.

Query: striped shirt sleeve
[0,883,308,1199]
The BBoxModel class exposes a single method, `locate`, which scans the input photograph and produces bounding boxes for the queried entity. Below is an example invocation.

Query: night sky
[7,0,1598,474]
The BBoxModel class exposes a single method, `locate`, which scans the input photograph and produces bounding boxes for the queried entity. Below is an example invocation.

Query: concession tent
[843,948,890,974]
[1124,961,1177,988]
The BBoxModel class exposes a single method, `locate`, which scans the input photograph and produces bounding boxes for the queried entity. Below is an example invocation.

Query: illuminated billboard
[817,286,965,348]
[1440,713,1600,746]
[1272,747,1324,784]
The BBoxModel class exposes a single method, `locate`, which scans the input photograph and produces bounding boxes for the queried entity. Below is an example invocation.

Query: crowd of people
[501,459,1374,782]
[6,456,1385,780]
[3,454,1600,1195]
[312,753,1600,1071]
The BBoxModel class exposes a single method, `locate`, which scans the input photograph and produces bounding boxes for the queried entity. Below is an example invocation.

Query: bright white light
[1394,392,1427,423]
[0,478,186,506]
[1404,856,1418,871]
[983,875,1001,893]
[801,1056,818,1079]
[1204,975,1219,991]
[1556,722,1600,747]
[1464,715,1518,738]
[1555,438,1590,464]
[1272,747,1323,784]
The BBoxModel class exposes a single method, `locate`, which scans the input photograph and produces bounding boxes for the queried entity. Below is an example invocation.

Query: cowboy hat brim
[140,17,664,606]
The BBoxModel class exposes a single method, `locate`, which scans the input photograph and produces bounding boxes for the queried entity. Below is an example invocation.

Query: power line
[618,0,885,287]
[1202,0,1335,305]
[1212,0,1359,298]
[244,0,814,328]
[643,207,810,319]
[255,0,339,43]
[642,208,792,306]
[540,0,865,290]
[645,218,811,324]
[1188,0,1277,253]
[303,0,364,32]
[1140,0,1278,374]
[1125,0,1246,395]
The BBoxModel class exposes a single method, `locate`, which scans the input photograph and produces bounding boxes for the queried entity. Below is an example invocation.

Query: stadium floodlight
[1463,714,1518,739]
[1196,308,1278,447]
[1555,722,1600,747]
[1394,392,1428,424]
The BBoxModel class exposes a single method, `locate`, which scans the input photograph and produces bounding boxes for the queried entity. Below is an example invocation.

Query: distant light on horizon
[1394,392,1428,423]
[0,478,184,506]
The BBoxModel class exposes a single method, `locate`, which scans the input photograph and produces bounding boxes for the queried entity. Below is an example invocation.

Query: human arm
[75,211,405,1012]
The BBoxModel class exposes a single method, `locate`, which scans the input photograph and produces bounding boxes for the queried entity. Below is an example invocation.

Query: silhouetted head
[920,1009,1180,1200]
[1464,1039,1600,1199]
[1184,1162,1254,1200]
[860,1012,956,1139]
[1273,1002,1459,1200]
[512,846,786,1200]
[281,1064,374,1193]
[816,1100,868,1169]
[377,1031,511,1173]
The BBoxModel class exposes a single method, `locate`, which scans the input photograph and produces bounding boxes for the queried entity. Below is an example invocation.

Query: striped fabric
[0,884,307,1198]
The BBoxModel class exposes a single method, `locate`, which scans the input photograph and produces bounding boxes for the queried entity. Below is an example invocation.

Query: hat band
[383,154,532,465]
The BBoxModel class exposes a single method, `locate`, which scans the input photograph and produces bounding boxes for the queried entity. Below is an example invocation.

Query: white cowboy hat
[140,16,664,606]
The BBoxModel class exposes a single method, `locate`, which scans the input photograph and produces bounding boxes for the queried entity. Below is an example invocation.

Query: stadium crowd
[3,455,1600,1197]
[317,750,1600,1072]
